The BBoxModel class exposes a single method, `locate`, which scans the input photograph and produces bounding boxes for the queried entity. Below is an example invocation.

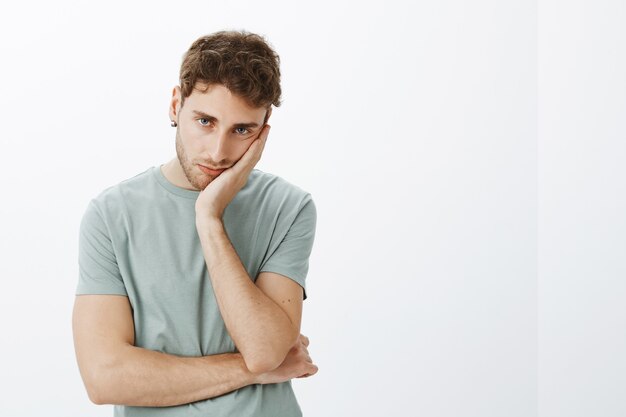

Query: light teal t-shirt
[76,165,317,417]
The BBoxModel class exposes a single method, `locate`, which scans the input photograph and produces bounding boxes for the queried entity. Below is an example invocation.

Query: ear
[169,85,182,123]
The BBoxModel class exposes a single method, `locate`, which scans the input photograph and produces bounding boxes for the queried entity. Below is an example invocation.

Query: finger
[248,125,270,161]
[256,125,270,152]
[260,123,271,140]
[237,125,271,168]
[297,364,318,378]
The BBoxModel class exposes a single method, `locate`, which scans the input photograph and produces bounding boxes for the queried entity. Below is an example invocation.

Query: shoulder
[243,169,317,229]
[246,169,315,210]
[87,166,154,217]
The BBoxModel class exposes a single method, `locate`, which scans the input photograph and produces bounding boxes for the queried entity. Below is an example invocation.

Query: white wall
[0,0,622,416]
[538,1,626,416]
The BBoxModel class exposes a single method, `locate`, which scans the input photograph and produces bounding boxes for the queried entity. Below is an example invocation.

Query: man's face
[169,82,269,190]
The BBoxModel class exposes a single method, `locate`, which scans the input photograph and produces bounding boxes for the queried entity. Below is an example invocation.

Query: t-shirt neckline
[152,165,201,200]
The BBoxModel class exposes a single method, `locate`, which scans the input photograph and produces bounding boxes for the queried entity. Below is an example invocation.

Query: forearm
[91,345,257,407]
[196,218,297,372]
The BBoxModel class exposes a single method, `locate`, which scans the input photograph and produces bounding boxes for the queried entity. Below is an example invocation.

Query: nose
[205,128,232,165]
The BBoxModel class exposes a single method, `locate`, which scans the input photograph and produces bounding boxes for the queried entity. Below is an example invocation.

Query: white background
[0,0,623,416]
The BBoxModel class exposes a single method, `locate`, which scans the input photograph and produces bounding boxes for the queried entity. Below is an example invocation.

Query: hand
[195,124,270,221]
[254,334,319,385]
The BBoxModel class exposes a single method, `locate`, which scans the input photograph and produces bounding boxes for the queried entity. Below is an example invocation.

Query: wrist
[195,215,223,233]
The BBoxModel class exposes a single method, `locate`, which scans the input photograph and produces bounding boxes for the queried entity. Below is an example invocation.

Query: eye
[235,127,250,135]
[197,118,212,127]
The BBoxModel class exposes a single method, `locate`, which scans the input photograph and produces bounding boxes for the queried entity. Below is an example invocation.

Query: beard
[175,127,212,191]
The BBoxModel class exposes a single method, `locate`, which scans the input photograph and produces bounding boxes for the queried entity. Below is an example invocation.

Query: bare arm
[72,294,258,407]
[196,218,301,374]
[191,125,315,375]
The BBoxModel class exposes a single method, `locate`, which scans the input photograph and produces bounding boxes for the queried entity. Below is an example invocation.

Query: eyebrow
[192,110,260,129]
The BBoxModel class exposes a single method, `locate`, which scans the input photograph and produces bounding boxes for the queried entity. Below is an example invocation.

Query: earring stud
[170,121,177,127]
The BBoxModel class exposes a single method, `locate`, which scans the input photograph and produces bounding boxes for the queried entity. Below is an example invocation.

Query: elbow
[78,346,131,405]
[244,346,290,374]
[244,355,282,374]
[82,365,118,405]
[242,328,300,374]
[88,389,106,406]
[84,370,108,405]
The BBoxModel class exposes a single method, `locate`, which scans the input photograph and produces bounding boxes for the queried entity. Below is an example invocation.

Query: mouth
[198,164,226,176]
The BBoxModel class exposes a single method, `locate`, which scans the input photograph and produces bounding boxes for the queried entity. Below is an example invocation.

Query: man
[72,30,318,417]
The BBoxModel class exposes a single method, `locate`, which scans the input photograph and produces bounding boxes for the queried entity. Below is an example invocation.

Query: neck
[160,159,198,191]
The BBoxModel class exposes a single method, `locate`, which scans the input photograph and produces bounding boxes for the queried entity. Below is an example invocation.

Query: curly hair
[179,30,282,110]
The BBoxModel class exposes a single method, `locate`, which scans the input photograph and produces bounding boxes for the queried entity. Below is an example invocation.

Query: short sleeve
[76,200,128,296]
[259,195,317,300]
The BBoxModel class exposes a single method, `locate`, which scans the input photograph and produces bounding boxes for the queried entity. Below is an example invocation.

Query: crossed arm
[73,220,306,406]
[73,294,257,406]
[196,217,303,373]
